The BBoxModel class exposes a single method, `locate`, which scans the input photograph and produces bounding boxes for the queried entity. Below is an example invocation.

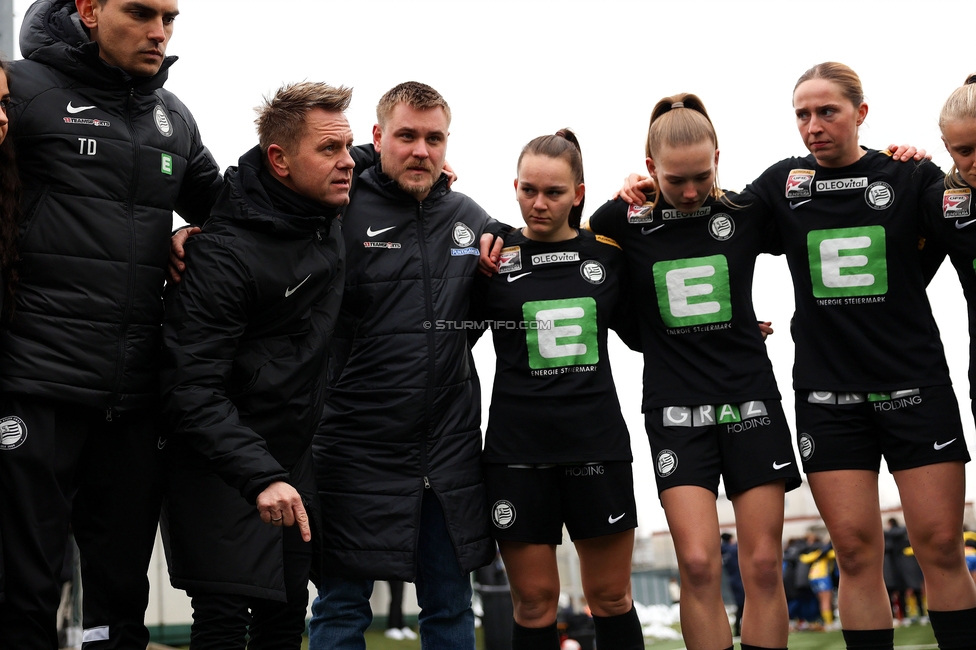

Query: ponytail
[644,93,724,208]
[517,128,585,228]
[939,73,976,188]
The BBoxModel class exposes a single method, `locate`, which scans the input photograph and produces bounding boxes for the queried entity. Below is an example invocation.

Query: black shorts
[645,399,801,497]
[795,386,970,473]
[484,462,637,544]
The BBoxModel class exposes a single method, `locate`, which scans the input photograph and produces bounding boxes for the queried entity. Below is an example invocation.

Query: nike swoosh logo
[366,225,395,237]
[641,225,665,235]
[772,461,792,470]
[507,272,532,282]
[284,274,311,297]
[608,513,626,524]
[790,200,812,210]
[157,437,167,450]
[934,438,957,450]
[955,219,976,230]
[66,102,96,114]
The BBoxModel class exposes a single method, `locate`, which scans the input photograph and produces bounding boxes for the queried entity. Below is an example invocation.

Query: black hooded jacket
[314,164,497,581]
[159,146,344,599]
[0,0,223,409]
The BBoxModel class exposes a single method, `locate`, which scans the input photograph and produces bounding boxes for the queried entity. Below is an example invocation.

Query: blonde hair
[376,81,451,128]
[255,82,352,154]
[939,73,976,188]
[794,62,865,109]
[645,93,724,209]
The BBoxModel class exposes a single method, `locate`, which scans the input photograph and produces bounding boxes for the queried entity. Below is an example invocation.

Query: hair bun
[967,73,976,86]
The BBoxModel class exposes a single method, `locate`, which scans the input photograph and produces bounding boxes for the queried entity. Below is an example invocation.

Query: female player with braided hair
[473,129,644,650]
[587,94,800,650]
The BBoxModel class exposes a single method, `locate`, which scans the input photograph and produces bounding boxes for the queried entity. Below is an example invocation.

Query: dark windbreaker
[159,146,344,600]
[0,0,223,409]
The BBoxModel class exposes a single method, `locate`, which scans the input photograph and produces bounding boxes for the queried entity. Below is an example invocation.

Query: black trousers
[187,525,312,650]
[387,581,405,630]
[0,395,162,650]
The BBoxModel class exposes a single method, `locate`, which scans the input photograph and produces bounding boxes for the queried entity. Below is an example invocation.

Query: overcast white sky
[13,0,976,534]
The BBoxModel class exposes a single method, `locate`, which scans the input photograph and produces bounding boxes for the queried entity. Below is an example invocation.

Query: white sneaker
[384,628,406,640]
[400,627,418,640]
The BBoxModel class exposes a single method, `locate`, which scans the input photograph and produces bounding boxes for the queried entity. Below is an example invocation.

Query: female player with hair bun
[743,63,976,650]
[473,129,644,650]
[587,94,801,650]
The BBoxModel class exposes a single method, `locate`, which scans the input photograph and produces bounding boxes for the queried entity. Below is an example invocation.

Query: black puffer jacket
[159,146,343,599]
[314,165,497,581]
[0,0,223,409]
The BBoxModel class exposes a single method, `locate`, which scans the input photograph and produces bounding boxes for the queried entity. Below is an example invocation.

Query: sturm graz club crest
[579,260,605,284]
[452,222,475,247]
[798,433,815,460]
[656,449,678,477]
[491,500,516,529]
[154,104,173,137]
[864,182,893,210]
[708,213,734,241]
[0,416,27,450]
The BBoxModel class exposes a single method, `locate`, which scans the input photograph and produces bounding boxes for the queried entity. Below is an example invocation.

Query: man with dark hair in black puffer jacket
[0,1,222,648]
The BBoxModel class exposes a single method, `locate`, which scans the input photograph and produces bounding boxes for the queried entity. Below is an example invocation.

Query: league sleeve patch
[944,188,971,219]
[626,203,655,224]
[498,246,521,274]
[785,169,815,198]
[595,234,621,249]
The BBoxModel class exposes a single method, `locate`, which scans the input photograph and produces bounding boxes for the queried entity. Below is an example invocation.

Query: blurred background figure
[720,532,744,637]
[382,581,417,641]
[800,532,837,631]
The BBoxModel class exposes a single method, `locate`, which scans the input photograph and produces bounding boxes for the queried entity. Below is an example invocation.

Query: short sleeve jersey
[588,196,781,411]
[921,178,976,399]
[747,150,951,392]
[475,229,631,464]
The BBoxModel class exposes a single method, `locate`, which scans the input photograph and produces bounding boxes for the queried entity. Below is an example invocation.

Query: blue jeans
[308,491,475,650]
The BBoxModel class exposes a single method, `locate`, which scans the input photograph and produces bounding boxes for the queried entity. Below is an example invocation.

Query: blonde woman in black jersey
[587,95,800,650]
[750,64,976,650]
[927,74,976,421]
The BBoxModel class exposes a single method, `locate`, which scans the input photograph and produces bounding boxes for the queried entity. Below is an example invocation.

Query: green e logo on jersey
[522,297,599,369]
[652,255,732,328]
[808,226,887,298]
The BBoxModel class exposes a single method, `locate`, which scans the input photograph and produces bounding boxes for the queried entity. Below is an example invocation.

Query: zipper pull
[423,476,431,489]
[105,407,114,422]
[316,229,323,241]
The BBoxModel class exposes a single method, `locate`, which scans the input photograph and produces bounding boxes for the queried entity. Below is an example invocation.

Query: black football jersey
[922,178,976,399]
[747,150,951,391]
[474,229,632,464]
[588,195,781,410]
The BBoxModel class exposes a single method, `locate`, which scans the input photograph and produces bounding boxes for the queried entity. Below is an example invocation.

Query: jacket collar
[219,146,339,236]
